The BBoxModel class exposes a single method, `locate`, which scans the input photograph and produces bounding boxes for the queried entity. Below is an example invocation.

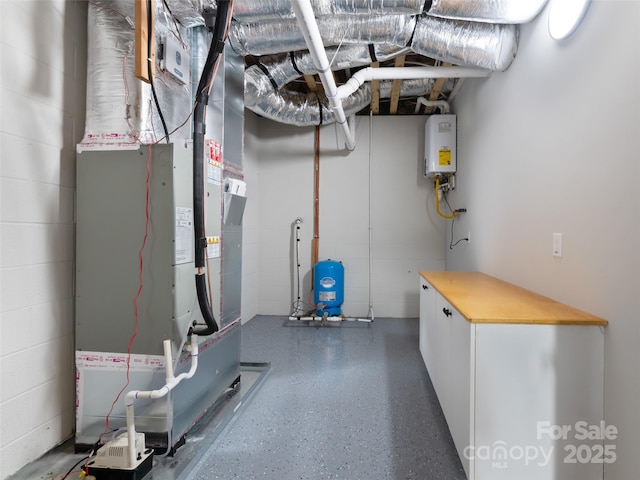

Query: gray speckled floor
[185,316,466,480]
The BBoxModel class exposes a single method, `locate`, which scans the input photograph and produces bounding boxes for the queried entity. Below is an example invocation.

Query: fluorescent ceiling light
[548,0,592,40]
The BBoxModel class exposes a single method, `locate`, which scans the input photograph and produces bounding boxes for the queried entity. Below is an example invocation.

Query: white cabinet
[419,272,607,480]
[419,277,438,388]
[420,280,472,475]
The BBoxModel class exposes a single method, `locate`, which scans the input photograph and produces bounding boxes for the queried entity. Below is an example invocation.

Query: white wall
[0,1,86,477]
[251,116,445,318]
[447,2,640,478]
[241,111,260,323]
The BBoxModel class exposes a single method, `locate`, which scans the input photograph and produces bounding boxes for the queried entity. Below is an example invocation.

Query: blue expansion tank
[314,259,344,317]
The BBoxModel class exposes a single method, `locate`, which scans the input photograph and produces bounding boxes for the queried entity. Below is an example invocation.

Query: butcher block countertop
[420,271,608,326]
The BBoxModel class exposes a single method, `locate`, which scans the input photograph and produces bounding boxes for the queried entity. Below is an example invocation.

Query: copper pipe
[312,125,320,277]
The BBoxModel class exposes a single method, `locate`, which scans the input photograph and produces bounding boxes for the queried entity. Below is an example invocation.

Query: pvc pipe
[337,66,491,100]
[288,316,373,323]
[291,0,356,150]
[124,336,199,467]
[414,97,451,114]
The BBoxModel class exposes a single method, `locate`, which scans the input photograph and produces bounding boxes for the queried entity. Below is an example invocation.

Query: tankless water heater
[424,114,457,176]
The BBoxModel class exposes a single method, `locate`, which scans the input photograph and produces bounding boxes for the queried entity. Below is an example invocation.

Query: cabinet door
[433,294,452,417]
[447,301,472,478]
[419,278,437,380]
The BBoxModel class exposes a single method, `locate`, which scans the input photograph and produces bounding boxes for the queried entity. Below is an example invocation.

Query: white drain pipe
[291,0,492,151]
[291,0,356,150]
[124,336,199,468]
[288,315,373,323]
[336,66,491,100]
[414,97,451,114]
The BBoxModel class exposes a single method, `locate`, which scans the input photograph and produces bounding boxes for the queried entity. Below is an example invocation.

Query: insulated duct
[229,14,517,71]
[81,0,528,137]
[411,15,518,72]
[244,45,411,107]
[163,0,215,27]
[229,14,418,56]
[427,0,548,24]
[79,0,195,149]
[241,10,514,126]
[232,0,427,22]
[249,79,435,126]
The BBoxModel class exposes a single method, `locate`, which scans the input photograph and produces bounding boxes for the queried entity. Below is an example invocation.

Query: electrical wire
[448,212,469,249]
[147,0,170,144]
[59,455,90,480]
[442,189,469,249]
[162,0,188,49]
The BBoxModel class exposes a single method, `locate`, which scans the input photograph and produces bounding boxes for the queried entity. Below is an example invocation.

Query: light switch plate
[552,233,563,257]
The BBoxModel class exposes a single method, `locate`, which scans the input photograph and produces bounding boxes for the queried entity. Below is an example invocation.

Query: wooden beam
[426,62,451,113]
[389,55,405,114]
[304,74,318,92]
[370,62,380,115]
[135,0,156,83]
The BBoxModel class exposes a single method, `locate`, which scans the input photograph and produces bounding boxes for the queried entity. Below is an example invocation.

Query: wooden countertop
[420,271,608,326]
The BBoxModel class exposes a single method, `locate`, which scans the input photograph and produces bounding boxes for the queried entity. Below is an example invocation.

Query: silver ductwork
[428,0,549,24]
[230,13,518,70]
[81,0,533,136]
[251,78,435,126]
[244,45,411,107]
[232,0,427,22]
[229,14,418,57]
[411,15,518,72]
[79,0,196,149]
[242,11,517,125]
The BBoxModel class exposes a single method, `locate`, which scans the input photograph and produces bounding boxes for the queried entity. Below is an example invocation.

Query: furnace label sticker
[175,207,193,264]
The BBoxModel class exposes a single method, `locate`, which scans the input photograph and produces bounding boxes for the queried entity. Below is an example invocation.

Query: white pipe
[124,336,199,468]
[288,315,373,323]
[447,78,466,103]
[414,97,451,114]
[337,66,491,100]
[291,0,356,151]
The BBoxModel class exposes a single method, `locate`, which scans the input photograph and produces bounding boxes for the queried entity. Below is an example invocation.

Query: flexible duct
[232,0,427,22]
[229,14,417,56]
[427,0,548,24]
[229,14,517,71]
[81,0,524,138]
[411,15,518,72]
[244,45,411,107]
[248,79,437,126]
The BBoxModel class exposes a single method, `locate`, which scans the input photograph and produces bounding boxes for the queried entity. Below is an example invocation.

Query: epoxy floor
[184,316,465,480]
[9,316,465,480]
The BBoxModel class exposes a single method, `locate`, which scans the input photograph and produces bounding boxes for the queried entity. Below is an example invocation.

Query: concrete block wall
[0,1,87,477]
